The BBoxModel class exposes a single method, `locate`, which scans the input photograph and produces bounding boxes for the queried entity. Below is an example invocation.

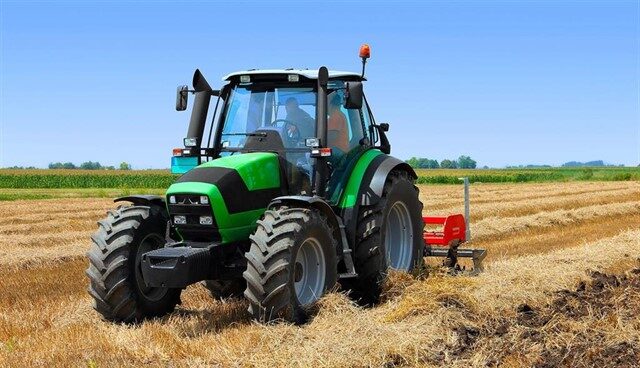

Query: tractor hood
[166,152,282,243]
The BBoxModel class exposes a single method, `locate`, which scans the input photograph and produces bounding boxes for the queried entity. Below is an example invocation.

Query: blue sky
[1,0,638,168]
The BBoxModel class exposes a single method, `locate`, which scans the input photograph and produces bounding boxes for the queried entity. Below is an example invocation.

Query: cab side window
[361,97,377,145]
[327,90,369,156]
[326,86,373,204]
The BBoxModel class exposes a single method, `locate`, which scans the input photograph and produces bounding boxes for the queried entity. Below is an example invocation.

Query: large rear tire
[86,205,181,323]
[346,170,424,304]
[243,207,337,323]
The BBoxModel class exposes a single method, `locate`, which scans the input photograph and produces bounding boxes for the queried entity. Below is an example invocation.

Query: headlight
[173,215,187,225]
[200,195,209,205]
[199,216,213,225]
[169,196,176,204]
[183,137,198,147]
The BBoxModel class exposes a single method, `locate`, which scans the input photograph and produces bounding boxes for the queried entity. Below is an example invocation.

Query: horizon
[1,0,639,168]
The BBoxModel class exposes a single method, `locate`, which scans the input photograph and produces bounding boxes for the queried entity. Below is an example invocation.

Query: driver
[284,97,315,138]
[327,93,349,153]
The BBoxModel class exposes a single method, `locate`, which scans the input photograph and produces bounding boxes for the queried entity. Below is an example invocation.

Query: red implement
[423,214,466,246]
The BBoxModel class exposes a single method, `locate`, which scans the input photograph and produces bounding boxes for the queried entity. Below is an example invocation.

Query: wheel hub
[294,262,303,282]
[135,233,170,302]
[293,237,326,305]
[384,201,414,270]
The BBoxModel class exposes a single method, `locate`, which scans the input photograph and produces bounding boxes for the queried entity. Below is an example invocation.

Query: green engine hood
[166,152,281,243]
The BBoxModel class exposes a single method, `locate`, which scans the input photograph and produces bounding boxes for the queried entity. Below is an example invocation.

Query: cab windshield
[219,85,317,150]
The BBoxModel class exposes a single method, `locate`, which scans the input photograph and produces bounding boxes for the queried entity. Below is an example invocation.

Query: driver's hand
[287,125,298,137]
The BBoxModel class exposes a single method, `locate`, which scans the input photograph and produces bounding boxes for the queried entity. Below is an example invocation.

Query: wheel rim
[135,233,169,302]
[384,201,414,270]
[294,237,326,305]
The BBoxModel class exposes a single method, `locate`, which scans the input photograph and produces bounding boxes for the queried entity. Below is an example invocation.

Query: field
[1,180,640,367]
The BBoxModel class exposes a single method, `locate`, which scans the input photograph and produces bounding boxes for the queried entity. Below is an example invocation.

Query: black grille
[168,194,220,242]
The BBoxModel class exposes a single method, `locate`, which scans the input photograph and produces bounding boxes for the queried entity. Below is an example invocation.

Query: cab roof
[223,69,365,82]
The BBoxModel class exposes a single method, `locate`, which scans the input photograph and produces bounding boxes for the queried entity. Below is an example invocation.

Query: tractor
[86,45,484,324]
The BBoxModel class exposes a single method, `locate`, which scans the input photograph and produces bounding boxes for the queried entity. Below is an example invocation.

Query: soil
[430,267,640,367]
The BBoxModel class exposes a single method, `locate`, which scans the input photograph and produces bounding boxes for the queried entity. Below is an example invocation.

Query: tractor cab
[171,67,385,205]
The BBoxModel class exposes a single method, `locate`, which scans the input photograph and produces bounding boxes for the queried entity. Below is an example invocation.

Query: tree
[425,159,439,169]
[80,161,102,170]
[457,155,477,169]
[407,157,420,168]
[119,162,132,170]
[440,159,458,169]
[49,162,76,169]
[406,157,439,169]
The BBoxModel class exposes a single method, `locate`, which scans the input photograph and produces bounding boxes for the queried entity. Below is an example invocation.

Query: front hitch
[140,245,214,288]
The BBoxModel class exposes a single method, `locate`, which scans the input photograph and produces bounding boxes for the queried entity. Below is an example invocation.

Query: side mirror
[176,85,189,111]
[379,123,389,132]
[344,82,363,109]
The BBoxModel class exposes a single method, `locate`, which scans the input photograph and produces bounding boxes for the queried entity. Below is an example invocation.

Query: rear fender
[341,155,417,248]
[360,156,417,206]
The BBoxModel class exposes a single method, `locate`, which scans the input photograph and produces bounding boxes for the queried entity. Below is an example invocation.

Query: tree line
[561,160,624,167]
[47,161,132,170]
[406,155,477,169]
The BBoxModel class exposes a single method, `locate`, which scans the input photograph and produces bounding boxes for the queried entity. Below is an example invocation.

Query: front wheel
[86,205,181,323]
[243,207,337,323]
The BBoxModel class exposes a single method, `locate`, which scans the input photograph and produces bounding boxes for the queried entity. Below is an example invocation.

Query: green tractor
[86,45,425,323]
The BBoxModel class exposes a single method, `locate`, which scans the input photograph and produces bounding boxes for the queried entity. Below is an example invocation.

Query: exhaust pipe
[186,69,213,162]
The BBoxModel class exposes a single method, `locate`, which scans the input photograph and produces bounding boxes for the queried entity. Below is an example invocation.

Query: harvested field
[0,181,639,367]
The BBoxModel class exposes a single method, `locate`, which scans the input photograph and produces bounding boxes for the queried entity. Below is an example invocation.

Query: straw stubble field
[1,181,639,367]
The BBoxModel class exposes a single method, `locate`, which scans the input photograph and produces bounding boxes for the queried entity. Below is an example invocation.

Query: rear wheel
[346,170,424,304]
[243,207,337,323]
[86,205,181,323]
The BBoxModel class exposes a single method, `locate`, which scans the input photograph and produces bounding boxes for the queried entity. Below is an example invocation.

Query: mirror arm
[375,124,391,154]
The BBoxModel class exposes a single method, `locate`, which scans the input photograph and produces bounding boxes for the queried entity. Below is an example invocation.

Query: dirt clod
[483,268,640,367]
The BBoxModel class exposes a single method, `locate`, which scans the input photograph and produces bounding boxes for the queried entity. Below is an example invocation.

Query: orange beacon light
[359,44,370,77]
[359,44,371,59]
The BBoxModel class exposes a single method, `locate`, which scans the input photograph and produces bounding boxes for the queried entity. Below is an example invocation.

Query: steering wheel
[271,119,300,145]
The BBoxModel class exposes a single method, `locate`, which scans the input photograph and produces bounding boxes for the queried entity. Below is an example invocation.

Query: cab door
[326,89,375,205]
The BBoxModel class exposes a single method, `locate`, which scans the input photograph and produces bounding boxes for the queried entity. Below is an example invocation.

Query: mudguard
[268,195,340,235]
[359,155,417,206]
[114,195,166,208]
[340,154,417,249]
[268,195,356,277]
